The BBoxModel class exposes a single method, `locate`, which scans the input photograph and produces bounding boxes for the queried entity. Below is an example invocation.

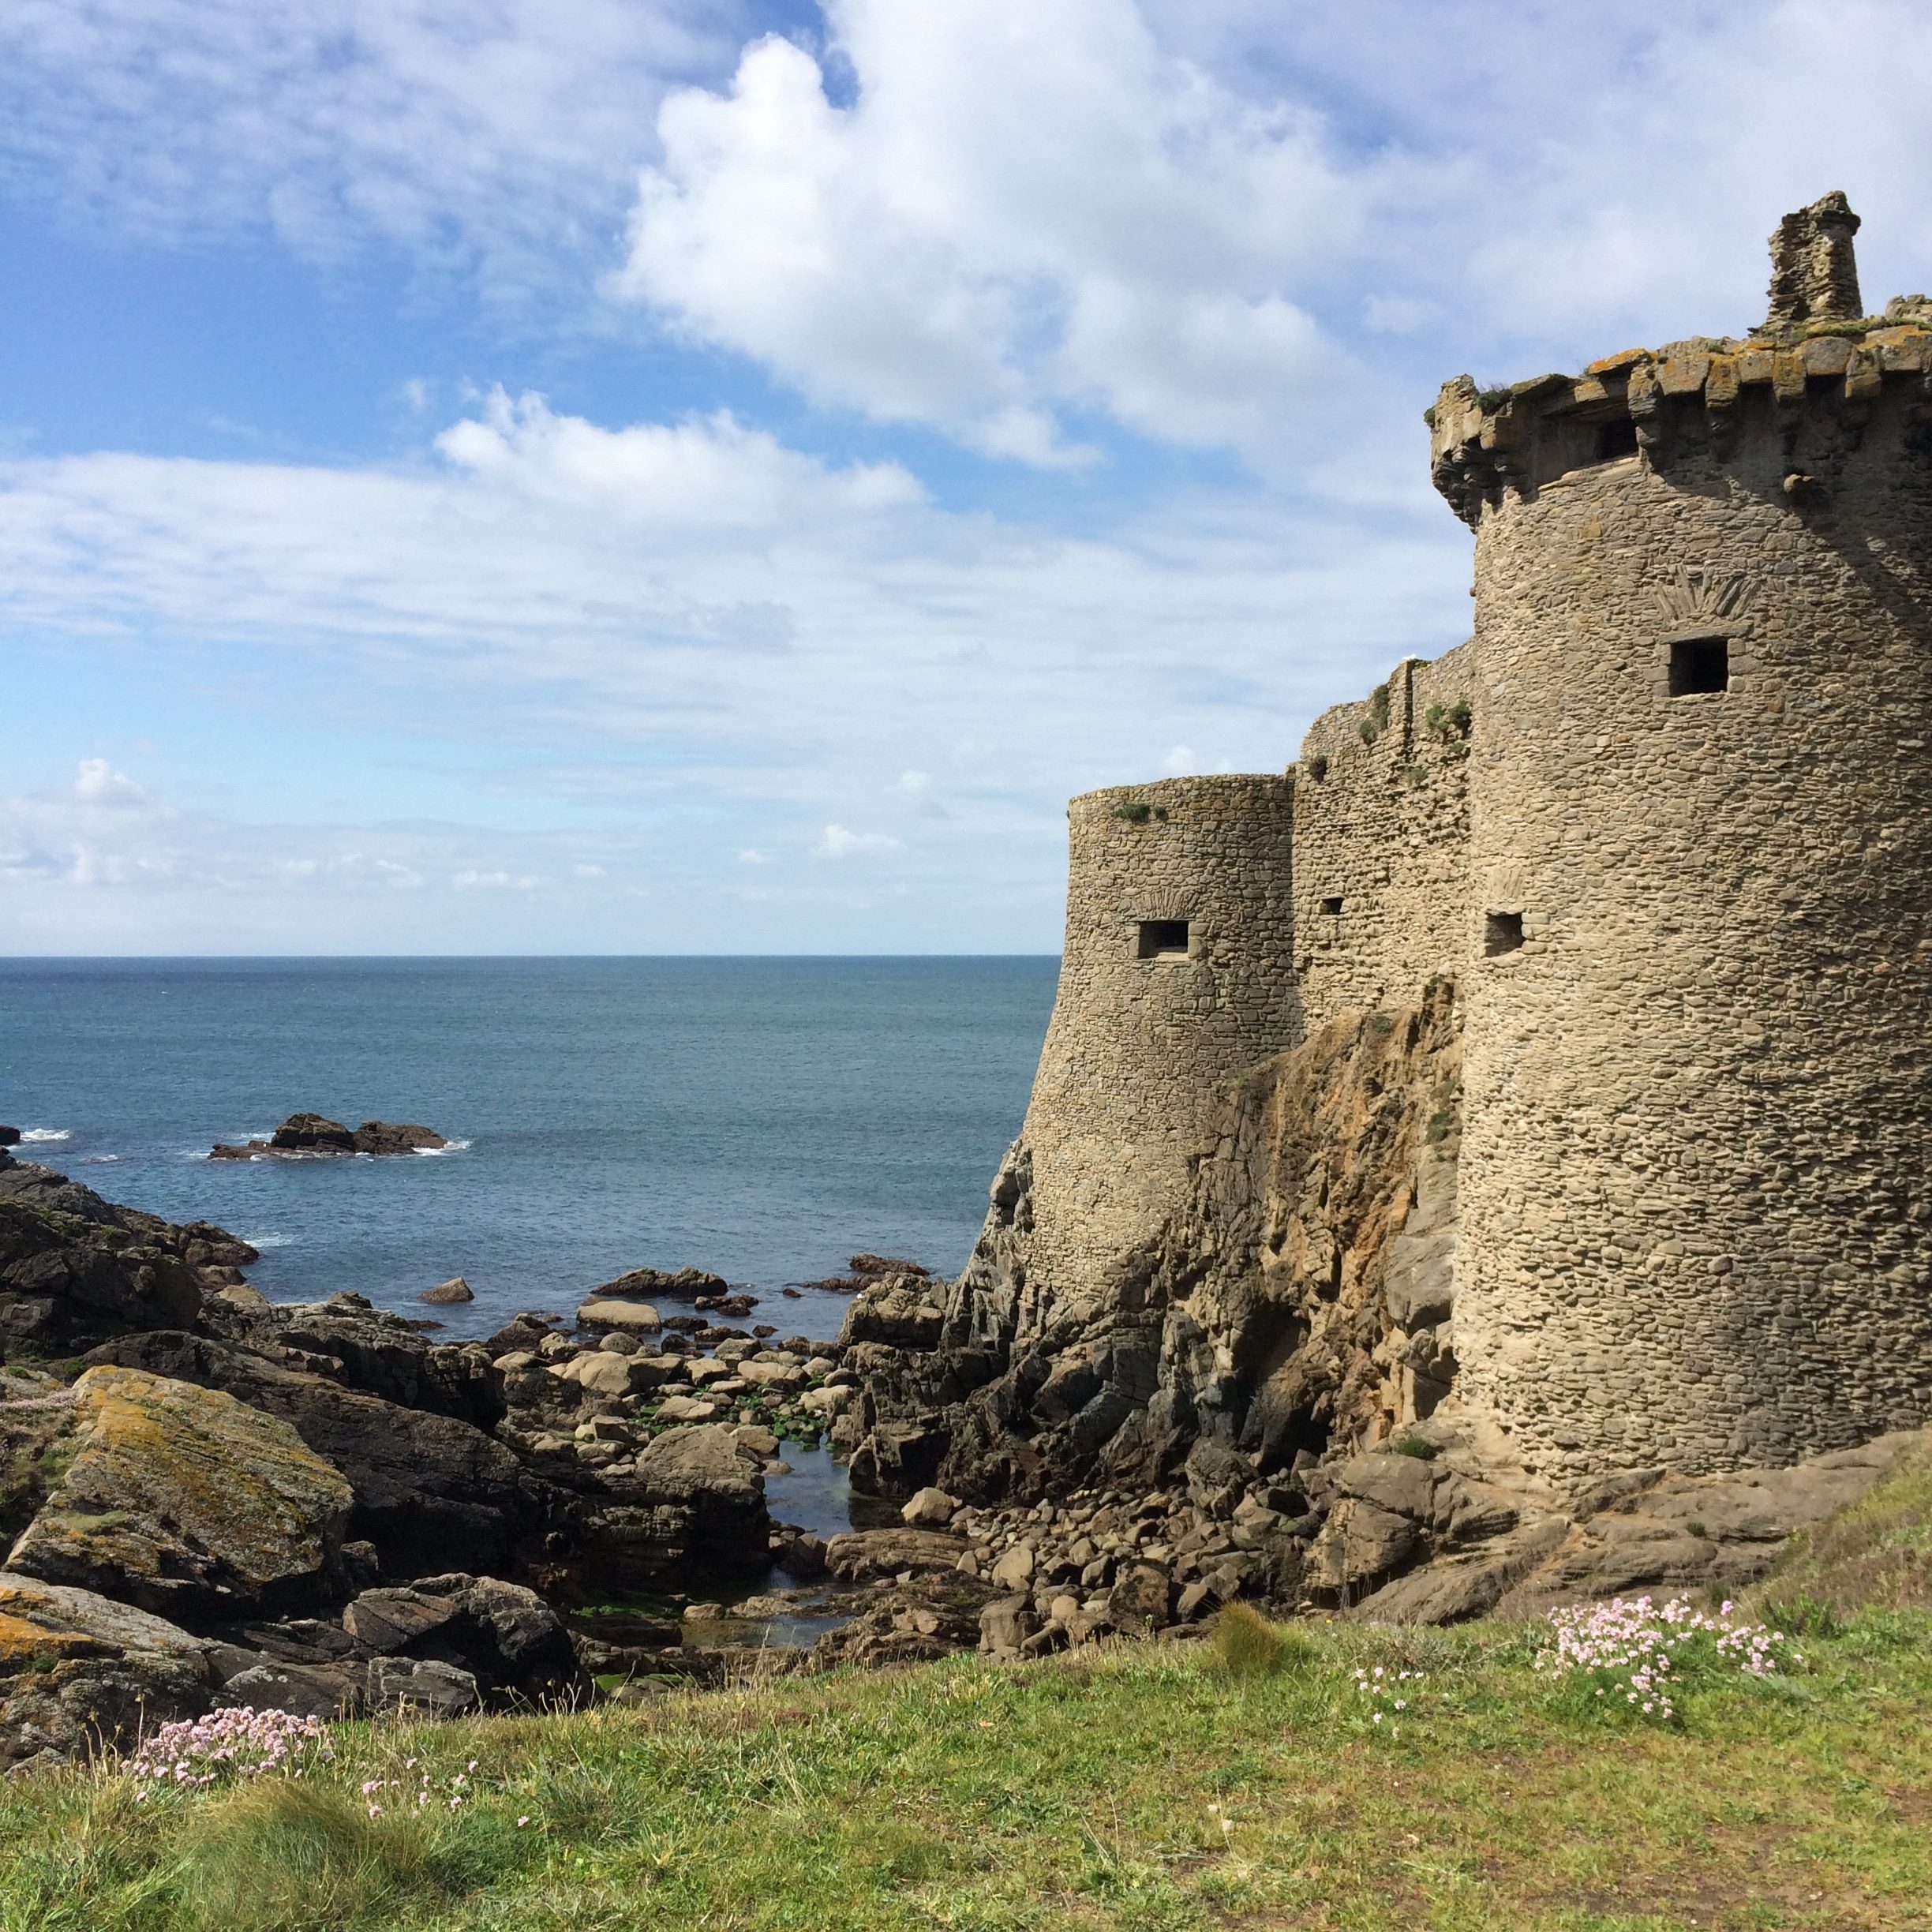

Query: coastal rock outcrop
[0,1147,241,1351]
[843,981,1464,1508]
[5,1365,353,1619]
[0,1575,214,1775]
[80,1330,542,1577]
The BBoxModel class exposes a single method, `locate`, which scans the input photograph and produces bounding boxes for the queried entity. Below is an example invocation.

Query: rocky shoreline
[1,1130,1919,1772]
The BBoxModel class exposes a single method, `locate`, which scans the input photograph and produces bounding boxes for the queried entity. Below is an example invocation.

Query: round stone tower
[1432,193,1932,1477]
[1011,773,1298,1339]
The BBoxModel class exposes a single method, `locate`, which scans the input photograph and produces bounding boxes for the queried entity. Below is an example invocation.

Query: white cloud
[1161,746,1194,773]
[434,388,923,523]
[454,868,539,889]
[612,0,1932,473]
[616,2,1360,465]
[0,0,742,298]
[73,758,147,807]
[737,849,768,864]
[817,824,901,859]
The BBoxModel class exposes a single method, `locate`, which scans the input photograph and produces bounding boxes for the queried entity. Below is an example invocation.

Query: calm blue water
[0,957,1058,1346]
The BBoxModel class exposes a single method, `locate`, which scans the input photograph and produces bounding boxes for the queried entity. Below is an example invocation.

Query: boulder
[737,1361,807,1391]
[0,1128,20,1147]
[987,1544,1035,1589]
[901,1486,960,1529]
[421,1276,474,1305]
[1106,1559,1173,1634]
[822,1527,967,1581]
[837,1276,945,1352]
[271,1114,358,1154]
[0,1574,214,1772]
[219,1660,360,1720]
[579,1425,768,1587]
[1308,1498,1419,1594]
[6,1366,352,1619]
[1335,1451,1443,1527]
[978,1594,1037,1653]
[553,1350,649,1399]
[656,1395,720,1423]
[344,1574,577,1702]
[590,1266,728,1304]
[367,1657,480,1717]
[577,1298,662,1335]
[81,1331,543,1577]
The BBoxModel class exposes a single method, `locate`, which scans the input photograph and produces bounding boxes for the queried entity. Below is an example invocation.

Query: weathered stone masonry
[926,195,1932,1496]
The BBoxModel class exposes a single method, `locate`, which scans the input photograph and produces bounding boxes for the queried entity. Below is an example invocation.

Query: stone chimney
[1764,191,1863,331]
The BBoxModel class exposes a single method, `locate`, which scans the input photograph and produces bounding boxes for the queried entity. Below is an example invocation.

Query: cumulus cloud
[72,758,147,807]
[610,0,1932,474]
[616,1,1359,465]
[817,824,900,859]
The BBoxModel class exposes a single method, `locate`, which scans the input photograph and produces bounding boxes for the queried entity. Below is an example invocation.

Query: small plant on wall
[1111,800,1167,824]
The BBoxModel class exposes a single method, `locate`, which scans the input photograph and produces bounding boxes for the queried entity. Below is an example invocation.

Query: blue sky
[4,0,1930,953]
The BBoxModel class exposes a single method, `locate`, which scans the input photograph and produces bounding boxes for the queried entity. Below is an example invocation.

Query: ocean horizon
[0,955,1061,1346]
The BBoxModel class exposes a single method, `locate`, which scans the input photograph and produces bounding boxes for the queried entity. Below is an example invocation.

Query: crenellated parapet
[1429,310,1932,528]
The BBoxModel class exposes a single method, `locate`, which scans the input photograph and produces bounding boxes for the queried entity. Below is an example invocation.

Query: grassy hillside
[4,1446,1930,1932]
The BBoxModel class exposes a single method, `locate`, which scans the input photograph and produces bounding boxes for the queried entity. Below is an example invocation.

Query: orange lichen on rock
[4,1366,351,1616]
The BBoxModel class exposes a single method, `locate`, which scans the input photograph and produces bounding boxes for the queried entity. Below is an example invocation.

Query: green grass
[2,1605,1927,1932]
[1759,1434,1932,1623]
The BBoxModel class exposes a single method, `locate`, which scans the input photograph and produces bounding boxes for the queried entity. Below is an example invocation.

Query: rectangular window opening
[1320,895,1343,915]
[1668,635,1729,696]
[1137,919,1191,959]
[1485,911,1526,957]
[1594,417,1639,462]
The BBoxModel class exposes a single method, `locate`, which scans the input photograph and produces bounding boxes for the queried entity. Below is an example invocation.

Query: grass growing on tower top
[0,1601,1926,1932]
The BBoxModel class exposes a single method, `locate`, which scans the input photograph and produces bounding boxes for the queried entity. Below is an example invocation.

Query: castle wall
[1451,370,1932,1479]
[1012,774,1298,1342]
[1292,645,1477,1030]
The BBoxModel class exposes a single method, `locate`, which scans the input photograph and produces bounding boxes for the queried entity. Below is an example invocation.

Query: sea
[0,957,1059,1358]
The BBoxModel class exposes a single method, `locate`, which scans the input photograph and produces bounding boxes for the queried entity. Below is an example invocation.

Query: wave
[20,1128,70,1143]
[239,1232,294,1250]
[414,1138,473,1156]
[80,1153,122,1164]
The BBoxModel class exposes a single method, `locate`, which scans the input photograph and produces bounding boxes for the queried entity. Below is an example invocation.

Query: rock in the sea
[209,1115,449,1160]
[590,1266,728,1303]
[272,1113,358,1154]
[421,1275,474,1305]
[6,1365,353,1618]
[0,1127,20,1147]
[0,1575,214,1773]
[577,1297,662,1334]
[352,1121,448,1155]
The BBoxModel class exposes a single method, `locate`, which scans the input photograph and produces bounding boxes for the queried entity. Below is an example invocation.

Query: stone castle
[875,195,1930,1503]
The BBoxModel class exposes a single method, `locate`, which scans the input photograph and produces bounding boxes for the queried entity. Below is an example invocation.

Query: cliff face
[844,980,1464,1503]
